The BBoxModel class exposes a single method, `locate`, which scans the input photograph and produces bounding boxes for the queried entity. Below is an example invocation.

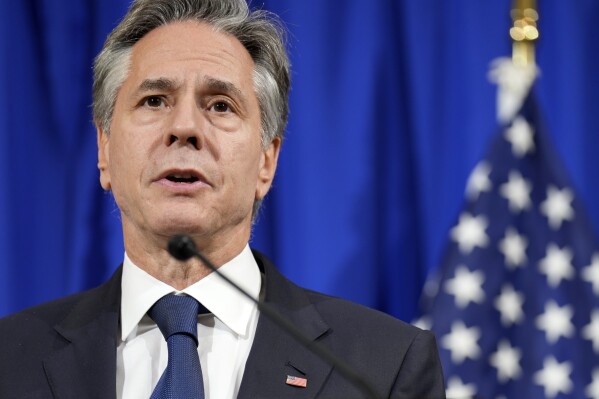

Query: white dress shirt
[116,245,261,399]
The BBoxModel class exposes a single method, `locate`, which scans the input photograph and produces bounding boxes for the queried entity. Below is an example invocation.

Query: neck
[122,223,250,290]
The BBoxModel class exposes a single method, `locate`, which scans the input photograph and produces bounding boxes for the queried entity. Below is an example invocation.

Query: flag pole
[510,0,539,67]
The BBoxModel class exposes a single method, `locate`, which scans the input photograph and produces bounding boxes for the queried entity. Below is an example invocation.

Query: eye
[210,101,231,113]
[143,96,165,108]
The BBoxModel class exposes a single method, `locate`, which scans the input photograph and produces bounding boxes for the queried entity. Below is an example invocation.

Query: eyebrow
[203,76,248,106]
[136,77,181,94]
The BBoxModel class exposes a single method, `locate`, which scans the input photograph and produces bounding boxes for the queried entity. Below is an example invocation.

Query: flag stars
[441,321,481,364]
[535,300,574,344]
[582,310,599,353]
[494,284,525,326]
[538,244,575,287]
[444,265,486,308]
[466,161,493,200]
[505,116,535,157]
[500,171,532,213]
[586,368,599,399]
[533,356,573,398]
[582,253,599,295]
[489,339,522,382]
[540,186,574,229]
[450,213,489,254]
[445,376,477,399]
[498,227,528,269]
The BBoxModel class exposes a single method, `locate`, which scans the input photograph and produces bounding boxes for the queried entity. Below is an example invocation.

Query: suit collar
[43,267,122,399]
[238,250,333,398]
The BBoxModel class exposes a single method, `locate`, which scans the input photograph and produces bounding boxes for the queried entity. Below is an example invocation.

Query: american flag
[285,375,308,388]
[421,90,599,399]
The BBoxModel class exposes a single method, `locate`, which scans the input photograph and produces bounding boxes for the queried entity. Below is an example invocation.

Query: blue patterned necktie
[148,294,206,399]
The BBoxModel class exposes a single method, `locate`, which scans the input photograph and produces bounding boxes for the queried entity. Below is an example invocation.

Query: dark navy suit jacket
[0,250,445,398]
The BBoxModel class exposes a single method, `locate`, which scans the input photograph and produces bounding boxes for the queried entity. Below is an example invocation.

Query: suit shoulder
[0,267,121,335]
[253,250,425,343]
[0,288,95,337]
[304,288,425,342]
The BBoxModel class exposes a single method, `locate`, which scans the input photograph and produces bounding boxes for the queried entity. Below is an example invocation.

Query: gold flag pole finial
[510,0,539,67]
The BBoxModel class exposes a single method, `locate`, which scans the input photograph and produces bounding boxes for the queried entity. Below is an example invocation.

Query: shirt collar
[120,244,260,341]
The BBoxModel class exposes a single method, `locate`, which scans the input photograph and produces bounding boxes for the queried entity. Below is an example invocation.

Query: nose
[164,97,203,150]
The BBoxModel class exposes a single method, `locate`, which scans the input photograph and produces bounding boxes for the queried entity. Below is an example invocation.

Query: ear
[255,137,281,200]
[96,123,112,191]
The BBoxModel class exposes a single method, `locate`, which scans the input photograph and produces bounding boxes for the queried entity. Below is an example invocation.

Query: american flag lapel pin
[285,374,308,388]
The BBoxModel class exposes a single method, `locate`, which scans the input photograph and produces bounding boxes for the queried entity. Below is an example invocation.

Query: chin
[164,220,207,235]
[148,206,252,241]
[150,212,208,236]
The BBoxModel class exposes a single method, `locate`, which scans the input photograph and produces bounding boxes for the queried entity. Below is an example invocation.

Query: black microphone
[168,234,381,399]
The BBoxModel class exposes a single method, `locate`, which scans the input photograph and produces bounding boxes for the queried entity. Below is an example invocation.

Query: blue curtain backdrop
[2,0,599,323]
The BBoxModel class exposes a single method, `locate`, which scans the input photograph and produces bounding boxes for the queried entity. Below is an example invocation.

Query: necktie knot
[148,294,201,345]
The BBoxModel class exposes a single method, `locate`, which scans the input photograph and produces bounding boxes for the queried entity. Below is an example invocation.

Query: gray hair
[92,0,290,218]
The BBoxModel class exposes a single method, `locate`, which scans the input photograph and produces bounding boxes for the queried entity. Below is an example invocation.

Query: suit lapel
[238,252,333,399]
[43,267,122,399]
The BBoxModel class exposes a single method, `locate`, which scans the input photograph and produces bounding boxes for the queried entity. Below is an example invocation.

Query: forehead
[125,20,255,92]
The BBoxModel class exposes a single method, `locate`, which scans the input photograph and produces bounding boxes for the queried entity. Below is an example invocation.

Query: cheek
[224,140,262,188]
[107,132,146,193]
[109,135,129,175]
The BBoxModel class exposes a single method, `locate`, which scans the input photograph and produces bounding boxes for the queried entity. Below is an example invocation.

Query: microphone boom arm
[168,235,381,399]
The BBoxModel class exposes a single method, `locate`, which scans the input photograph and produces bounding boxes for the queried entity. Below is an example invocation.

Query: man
[0,0,445,398]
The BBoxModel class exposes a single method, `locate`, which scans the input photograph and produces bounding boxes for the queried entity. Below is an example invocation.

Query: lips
[166,173,199,184]
[155,168,211,188]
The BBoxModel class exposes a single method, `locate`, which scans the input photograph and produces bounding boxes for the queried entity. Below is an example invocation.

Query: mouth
[156,169,210,188]
[165,173,200,184]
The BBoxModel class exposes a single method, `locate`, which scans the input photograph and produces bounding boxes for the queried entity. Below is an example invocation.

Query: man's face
[97,21,279,250]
